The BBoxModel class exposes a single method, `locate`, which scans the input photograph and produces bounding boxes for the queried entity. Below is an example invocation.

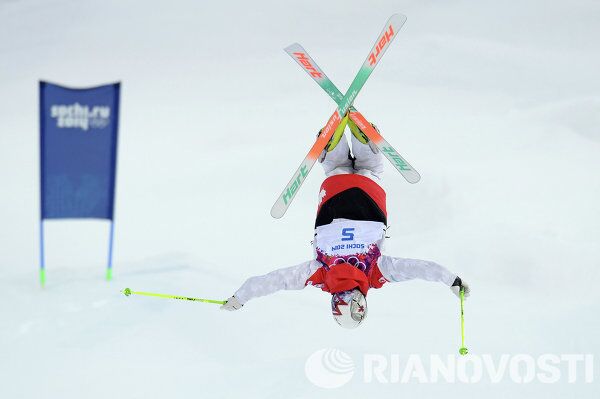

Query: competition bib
[314,220,386,256]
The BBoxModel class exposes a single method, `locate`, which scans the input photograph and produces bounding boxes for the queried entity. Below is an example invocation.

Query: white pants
[321,133,384,180]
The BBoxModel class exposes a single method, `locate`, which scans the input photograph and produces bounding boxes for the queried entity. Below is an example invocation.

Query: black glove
[450,277,470,299]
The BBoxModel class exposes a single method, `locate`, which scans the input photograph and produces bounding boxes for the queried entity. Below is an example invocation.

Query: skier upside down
[221,115,471,328]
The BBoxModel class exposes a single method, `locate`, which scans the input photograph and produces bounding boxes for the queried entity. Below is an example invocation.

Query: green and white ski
[284,43,421,184]
[271,13,407,219]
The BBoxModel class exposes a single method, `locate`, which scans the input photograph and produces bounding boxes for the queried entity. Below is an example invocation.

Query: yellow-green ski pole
[459,288,468,355]
[121,288,225,305]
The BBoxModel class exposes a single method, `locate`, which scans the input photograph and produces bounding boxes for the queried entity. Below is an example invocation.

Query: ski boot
[348,109,379,154]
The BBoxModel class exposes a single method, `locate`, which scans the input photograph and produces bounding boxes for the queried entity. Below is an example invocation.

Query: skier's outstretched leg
[349,120,384,181]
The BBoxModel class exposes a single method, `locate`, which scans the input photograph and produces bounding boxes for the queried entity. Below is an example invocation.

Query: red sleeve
[368,263,388,289]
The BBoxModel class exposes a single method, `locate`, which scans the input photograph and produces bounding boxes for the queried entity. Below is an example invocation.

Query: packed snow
[1,0,599,398]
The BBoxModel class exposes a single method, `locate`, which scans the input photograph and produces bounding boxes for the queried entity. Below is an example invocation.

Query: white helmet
[331,289,368,329]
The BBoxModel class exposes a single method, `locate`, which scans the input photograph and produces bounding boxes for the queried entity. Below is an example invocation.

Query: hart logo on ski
[283,165,309,205]
[292,52,323,78]
[381,147,410,170]
[368,25,395,66]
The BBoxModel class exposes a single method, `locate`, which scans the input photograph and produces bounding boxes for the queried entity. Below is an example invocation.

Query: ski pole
[459,288,468,355]
[121,288,226,305]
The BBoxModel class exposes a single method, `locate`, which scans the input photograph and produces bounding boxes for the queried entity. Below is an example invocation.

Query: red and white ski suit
[234,176,456,304]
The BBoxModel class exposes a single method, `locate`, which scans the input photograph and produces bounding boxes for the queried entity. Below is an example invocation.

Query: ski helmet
[331,289,368,329]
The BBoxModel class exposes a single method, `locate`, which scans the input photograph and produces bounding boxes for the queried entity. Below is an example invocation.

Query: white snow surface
[1,0,600,398]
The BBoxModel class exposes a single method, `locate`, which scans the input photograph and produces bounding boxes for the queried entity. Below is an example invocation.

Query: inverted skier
[221,115,471,328]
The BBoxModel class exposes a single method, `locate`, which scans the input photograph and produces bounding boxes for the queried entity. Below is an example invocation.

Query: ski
[271,13,407,219]
[284,43,421,184]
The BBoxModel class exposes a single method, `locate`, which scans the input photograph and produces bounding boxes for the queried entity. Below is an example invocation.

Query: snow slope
[1,0,599,398]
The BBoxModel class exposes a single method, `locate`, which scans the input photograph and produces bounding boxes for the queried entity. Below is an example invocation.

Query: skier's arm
[221,260,319,310]
[378,255,470,298]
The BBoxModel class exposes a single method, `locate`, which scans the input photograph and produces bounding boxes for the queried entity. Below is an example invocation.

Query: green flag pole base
[106,268,113,281]
[40,269,46,288]
[122,288,226,305]
[459,288,468,356]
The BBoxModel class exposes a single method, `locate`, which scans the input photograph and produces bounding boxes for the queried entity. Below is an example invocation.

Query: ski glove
[220,295,243,311]
[450,277,470,300]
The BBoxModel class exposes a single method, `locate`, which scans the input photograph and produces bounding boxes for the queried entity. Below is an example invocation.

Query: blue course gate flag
[40,81,120,219]
[39,81,120,286]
